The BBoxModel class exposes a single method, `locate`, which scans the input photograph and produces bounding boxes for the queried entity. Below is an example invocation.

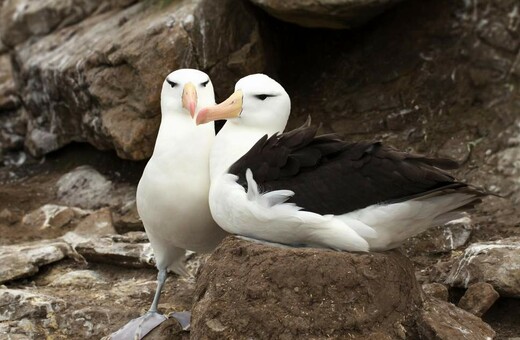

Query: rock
[0,53,18,110]
[55,166,113,209]
[193,237,497,338]
[0,207,19,225]
[497,146,520,176]
[111,231,149,244]
[10,0,266,159]
[193,237,423,338]
[112,200,143,233]
[48,207,76,228]
[477,21,519,53]
[422,283,449,301]
[0,239,197,339]
[0,53,24,159]
[75,233,154,268]
[22,204,78,229]
[458,282,500,317]
[0,288,65,321]
[56,166,136,211]
[49,269,106,288]
[0,0,137,48]
[0,287,121,339]
[248,0,404,29]
[74,207,116,236]
[192,0,268,100]
[416,297,496,339]
[0,110,26,152]
[385,107,422,131]
[404,220,472,255]
[437,132,472,164]
[441,238,520,298]
[0,239,80,284]
[64,306,116,339]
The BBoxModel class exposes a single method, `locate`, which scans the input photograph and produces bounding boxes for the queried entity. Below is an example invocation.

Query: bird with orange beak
[109,69,227,339]
[197,74,488,254]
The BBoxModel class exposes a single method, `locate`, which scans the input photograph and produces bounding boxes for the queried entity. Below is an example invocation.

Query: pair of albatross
[110,69,487,339]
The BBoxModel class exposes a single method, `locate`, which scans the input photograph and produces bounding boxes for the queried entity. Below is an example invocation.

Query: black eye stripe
[166,79,178,88]
[254,94,276,100]
[201,80,210,87]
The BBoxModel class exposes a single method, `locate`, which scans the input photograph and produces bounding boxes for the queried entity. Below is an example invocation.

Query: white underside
[209,170,475,252]
[137,115,227,275]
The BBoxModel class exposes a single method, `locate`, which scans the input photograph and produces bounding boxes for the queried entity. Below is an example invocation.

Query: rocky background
[0,0,519,339]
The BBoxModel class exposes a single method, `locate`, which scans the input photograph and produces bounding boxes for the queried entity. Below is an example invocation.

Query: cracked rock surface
[1,0,266,160]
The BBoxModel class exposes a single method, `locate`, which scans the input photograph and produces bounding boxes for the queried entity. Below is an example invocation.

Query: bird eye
[201,80,210,87]
[166,79,178,88]
[255,94,272,101]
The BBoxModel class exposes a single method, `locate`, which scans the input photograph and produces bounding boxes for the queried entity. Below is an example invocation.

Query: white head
[196,74,291,133]
[161,69,216,120]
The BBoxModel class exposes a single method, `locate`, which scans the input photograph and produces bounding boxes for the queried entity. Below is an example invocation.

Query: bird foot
[107,311,167,340]
[170,311,191,330]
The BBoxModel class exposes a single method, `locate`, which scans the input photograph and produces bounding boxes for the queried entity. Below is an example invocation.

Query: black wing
[228,119,484,215]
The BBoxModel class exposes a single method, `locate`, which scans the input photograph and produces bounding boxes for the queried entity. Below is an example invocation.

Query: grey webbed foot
[108,311,167,340]
[170,311,191,330]
[108,269,171,339]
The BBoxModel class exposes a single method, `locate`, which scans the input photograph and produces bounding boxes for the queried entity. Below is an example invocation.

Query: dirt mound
[192,237,494,339]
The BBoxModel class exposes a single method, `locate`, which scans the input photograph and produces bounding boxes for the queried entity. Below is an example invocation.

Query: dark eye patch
[201,80,210,87]
[166,79,178,88]
[254,94,276,101]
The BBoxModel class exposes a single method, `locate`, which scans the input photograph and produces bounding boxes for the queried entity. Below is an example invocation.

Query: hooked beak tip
[196,108,208,125]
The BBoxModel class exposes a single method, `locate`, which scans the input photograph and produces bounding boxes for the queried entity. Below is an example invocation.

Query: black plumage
[228,118,487,215]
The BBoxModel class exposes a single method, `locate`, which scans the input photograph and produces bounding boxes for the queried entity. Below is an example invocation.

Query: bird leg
[149,268,167,313]
[108,269,193,338]
[144,269,191,331]
[107,270,168,340]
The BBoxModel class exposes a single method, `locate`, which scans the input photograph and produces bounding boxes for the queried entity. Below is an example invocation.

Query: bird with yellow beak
[109,69,227,339]
[197,74,488,256]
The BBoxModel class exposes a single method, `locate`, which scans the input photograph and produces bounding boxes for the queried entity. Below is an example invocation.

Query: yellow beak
[196,90,243,125]
[182,82,197,118]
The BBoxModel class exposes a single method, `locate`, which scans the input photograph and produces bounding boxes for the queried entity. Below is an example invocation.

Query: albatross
[196,74,488,252]
[110,69,227,339]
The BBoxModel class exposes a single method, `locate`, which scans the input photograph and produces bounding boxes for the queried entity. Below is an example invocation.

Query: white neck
[210,121,282,181]
[152,113,214,159]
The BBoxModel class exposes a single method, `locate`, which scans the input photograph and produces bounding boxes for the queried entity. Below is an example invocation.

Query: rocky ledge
[249,0,404,29]
[0,0,266,160]
[191,237,495,339]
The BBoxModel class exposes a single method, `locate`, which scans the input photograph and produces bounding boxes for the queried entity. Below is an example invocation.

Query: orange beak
[182,82,197,118]
[196,90,243,125]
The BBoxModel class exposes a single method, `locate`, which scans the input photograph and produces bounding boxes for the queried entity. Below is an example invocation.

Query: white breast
[137,114,226,269]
